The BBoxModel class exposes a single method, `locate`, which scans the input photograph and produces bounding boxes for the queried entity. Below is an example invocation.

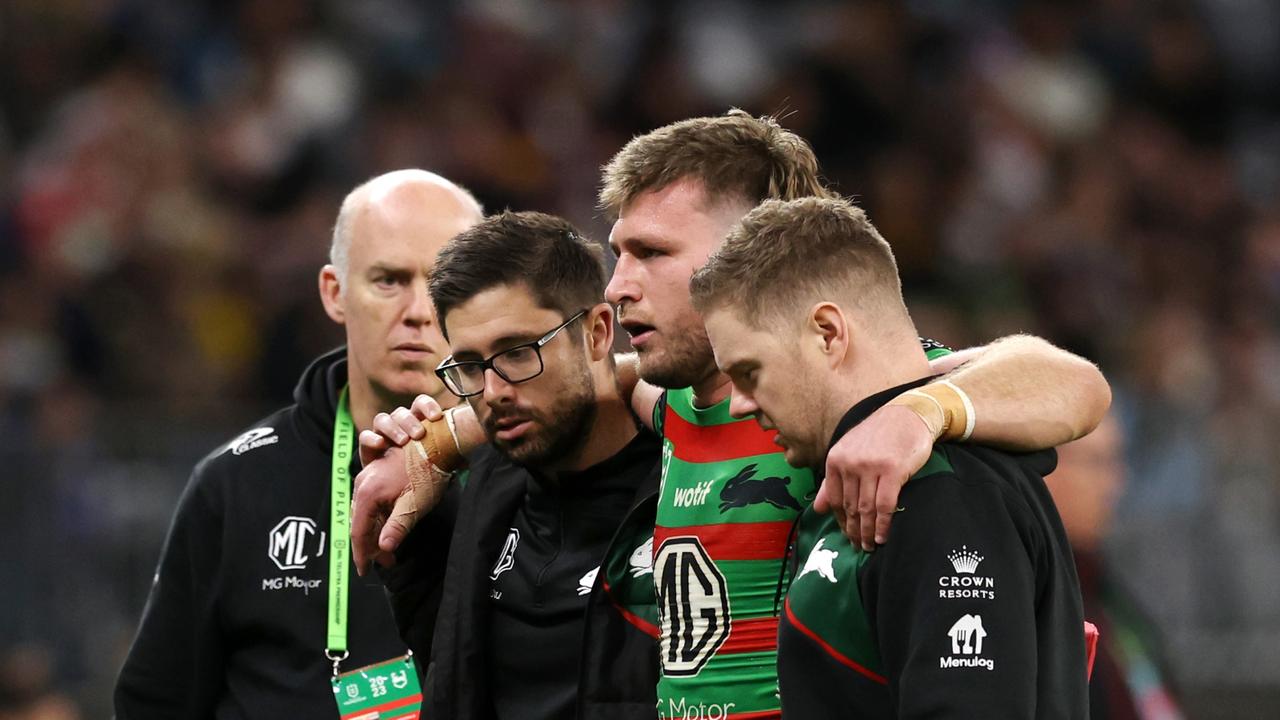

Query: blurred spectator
[1048,416,1185,719]
[0,645,81,720]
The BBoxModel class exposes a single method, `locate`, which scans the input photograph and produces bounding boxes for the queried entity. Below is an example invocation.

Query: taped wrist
[395,410,466,530]
[888,380,976,442]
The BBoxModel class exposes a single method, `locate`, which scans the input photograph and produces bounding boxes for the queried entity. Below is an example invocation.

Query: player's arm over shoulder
[927,334,1111,451]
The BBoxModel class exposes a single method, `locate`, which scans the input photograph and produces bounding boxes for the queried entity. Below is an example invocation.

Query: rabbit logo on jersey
[629,536,654,577]
[797,538,839,583]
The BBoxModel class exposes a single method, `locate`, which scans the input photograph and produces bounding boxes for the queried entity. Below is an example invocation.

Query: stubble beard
[487,364,598,468]
[636,326,718,390]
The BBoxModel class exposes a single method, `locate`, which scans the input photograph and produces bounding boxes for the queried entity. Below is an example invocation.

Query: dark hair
[429,211,605,339]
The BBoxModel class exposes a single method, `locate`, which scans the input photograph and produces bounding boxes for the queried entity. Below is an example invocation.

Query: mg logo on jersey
[268,516,323,571]
[718,464,801,513]
[655,537,730,677]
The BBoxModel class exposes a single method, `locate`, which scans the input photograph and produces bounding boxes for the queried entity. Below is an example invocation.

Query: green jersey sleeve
[920,336,951,361]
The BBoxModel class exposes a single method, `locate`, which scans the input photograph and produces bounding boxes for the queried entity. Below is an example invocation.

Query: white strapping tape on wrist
[443,406,462,454]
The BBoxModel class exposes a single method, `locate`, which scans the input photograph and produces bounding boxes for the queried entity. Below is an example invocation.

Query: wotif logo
[673,481,713,508]
[269,516,323,571]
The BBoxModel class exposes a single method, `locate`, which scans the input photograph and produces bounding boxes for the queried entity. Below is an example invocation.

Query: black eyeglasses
[435,309,588,398]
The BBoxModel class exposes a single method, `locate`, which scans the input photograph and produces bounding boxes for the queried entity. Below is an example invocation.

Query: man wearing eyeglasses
[360,210,660,719]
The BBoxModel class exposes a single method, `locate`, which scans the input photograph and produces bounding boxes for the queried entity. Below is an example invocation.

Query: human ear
[586,303,614,361]
[807,302,848,368]
[319,265,346,324]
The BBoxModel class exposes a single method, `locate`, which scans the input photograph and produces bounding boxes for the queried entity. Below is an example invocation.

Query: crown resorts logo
[939,545,995,601]
[947,546,984,574]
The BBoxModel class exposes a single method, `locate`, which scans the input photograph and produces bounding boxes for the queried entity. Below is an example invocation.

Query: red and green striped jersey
[652,387,814,720]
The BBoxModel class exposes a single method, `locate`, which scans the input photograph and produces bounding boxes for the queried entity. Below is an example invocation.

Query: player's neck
[823,341,932,438]
[690,370,732,409]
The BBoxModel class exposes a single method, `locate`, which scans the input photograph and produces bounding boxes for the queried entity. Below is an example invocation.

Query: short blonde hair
[598,110,834,219]
[690,197,908,331]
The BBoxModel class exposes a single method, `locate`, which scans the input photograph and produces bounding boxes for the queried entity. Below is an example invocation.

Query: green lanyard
[326,387,354,671]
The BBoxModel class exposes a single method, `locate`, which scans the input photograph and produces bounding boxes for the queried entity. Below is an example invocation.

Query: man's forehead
[612,187,750,257]
[446,286,557,347]
[618,177,751,220]
[705,310,751,357]
[350,194,475,254]
[348,240,427,272]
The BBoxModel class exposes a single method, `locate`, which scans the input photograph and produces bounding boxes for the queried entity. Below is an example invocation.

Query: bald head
[319,169,484,420]
[331,169,484,285]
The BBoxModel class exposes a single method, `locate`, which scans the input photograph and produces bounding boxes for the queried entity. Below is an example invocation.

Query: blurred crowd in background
[1,0,1278,716]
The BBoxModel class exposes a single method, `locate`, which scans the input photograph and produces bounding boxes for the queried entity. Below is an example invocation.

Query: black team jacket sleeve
[777,379,1087,719]
[863,442,1080,718]
[114,457,227,715]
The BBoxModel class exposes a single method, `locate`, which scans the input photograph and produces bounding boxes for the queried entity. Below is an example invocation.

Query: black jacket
[777,379,1088,719]
[384,431,662,720]
[115,349,440,719]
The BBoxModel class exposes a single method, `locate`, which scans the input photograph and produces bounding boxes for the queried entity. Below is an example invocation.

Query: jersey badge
[490,528,520,581]
[227,427,279,456]
[718,463,801,513]
[630,536,654,577]
[797,537,839,583]
[578,566,600,595]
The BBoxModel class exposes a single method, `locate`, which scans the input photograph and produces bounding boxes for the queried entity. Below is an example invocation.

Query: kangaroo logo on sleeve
[490,528,520,581]
[718,464,802,513]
